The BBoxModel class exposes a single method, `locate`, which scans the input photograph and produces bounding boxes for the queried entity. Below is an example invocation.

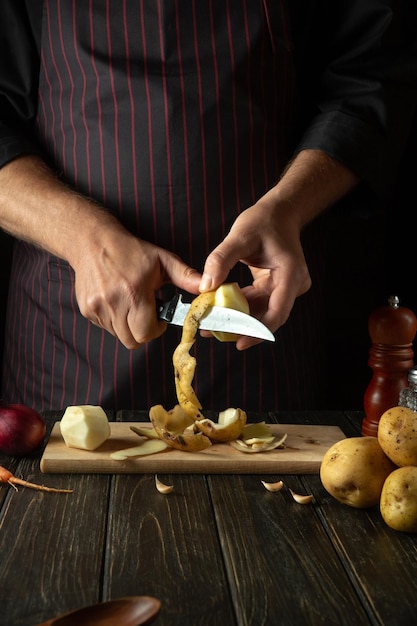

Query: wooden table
[1,410,417,626]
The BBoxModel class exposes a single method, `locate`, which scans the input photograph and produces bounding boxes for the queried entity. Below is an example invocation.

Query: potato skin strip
[172,292,215,420]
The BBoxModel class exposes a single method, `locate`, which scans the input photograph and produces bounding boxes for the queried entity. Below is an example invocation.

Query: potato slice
[110,439,169,460]
[60,405,110,451]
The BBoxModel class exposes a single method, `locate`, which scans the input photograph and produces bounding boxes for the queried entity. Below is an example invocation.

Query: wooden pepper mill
[362,295,417,437]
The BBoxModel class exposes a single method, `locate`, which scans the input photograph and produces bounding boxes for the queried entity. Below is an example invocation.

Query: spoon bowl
[35,596,161,626]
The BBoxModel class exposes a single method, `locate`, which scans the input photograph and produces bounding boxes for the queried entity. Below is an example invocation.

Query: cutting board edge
[40,422,345,475]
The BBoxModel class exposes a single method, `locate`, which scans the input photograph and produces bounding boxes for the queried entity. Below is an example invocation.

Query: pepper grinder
[362,295,417,437]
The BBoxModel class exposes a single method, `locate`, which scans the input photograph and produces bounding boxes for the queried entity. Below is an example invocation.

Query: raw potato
[377,406,417,466]
[60,405,110,451]
[211,282,250,342]
[320,436,397,508]
[380,466,417,533]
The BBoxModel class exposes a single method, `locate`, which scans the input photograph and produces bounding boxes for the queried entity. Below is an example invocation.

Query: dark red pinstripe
[38,51,57,160]
[174,0,193,261]
[105,1,123,212]
[122,0,140,224]
[57,1,78,183]
[69,286,80,406]
[84,319,93,403]
[157,1,176,252]
[191,1,210,256]
[46,259,57,409]
[26,251,42,404]
[225,1,241,214]
[45,2,66,169]
[89,0,106,204]
[208,4,226,238]
[242,1,256,205]
[56,263,70,409]
[72,1,92,194]
[139,2,158,243]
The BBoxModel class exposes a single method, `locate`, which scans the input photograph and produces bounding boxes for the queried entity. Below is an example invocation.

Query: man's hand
[73,229,202,349]
[199,149,359,349]
[0,155,202,349]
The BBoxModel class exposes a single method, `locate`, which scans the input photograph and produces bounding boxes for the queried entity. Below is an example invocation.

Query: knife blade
[157,294,275,342]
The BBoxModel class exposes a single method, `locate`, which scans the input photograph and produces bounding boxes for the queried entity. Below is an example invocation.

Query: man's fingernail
[199,274,213,292]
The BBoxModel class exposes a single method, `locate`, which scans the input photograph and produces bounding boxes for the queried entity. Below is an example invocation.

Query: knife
[157,294,275,342]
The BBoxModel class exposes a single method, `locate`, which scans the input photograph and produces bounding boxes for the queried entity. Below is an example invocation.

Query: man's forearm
[0,155,123,267]
[266,149,360,228]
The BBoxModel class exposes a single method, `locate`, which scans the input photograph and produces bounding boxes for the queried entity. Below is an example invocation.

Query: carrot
[0,465,73,493]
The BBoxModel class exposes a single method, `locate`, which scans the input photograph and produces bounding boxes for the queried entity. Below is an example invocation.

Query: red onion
[0,403,46,456]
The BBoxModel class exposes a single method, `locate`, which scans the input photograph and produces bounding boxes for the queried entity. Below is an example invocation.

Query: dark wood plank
[0,456,112,626]
[0,411,115,626]
[114,411,372,624]
[103,472,237,625]
[304,474,417,626]
[106,410,236,625]
[208,472,371,625]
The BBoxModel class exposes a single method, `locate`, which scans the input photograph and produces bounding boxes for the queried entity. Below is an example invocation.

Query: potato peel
[261,480,284,492]
[230,432,287,453]
[193,408,247,442]
[155,475,174,494]
[150,405,211,451]
[261,479,313,503]
[172,291,215,420]
[130,425,160,439]
[289,489,314,504]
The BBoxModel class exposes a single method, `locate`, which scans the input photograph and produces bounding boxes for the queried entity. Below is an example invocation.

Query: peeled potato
[60,405,110,450]
[211,282,250,342]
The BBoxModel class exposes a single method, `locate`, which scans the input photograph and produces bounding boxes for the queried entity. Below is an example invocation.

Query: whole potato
[378,406,417,466]
[380,466,417,533]
[320,436,396,508]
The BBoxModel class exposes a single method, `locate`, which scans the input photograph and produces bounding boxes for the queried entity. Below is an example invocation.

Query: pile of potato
[320,406,417,533]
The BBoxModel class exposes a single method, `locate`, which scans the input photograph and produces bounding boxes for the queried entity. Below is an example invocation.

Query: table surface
[1,409,417,626]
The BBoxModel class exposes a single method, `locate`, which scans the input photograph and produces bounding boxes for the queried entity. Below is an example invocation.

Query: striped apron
[2,0,327,411]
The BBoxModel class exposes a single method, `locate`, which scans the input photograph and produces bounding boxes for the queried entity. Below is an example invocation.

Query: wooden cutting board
[40,422,345,475]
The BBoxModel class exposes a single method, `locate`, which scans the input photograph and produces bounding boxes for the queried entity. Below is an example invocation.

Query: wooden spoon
[35,596,161,626]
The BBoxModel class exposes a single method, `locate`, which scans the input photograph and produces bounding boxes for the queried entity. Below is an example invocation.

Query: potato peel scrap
[150,405,211,452]
[289,489,314,504]
[261,479,313,504]
[230,432,287,453]
[261,480,284,492]
[155,475,174,494]
[194,408,247,442]
[110,438,169,460]
[130,425,160,439]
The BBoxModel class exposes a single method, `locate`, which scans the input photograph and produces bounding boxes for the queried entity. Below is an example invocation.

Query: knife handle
[156,294,181,323]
